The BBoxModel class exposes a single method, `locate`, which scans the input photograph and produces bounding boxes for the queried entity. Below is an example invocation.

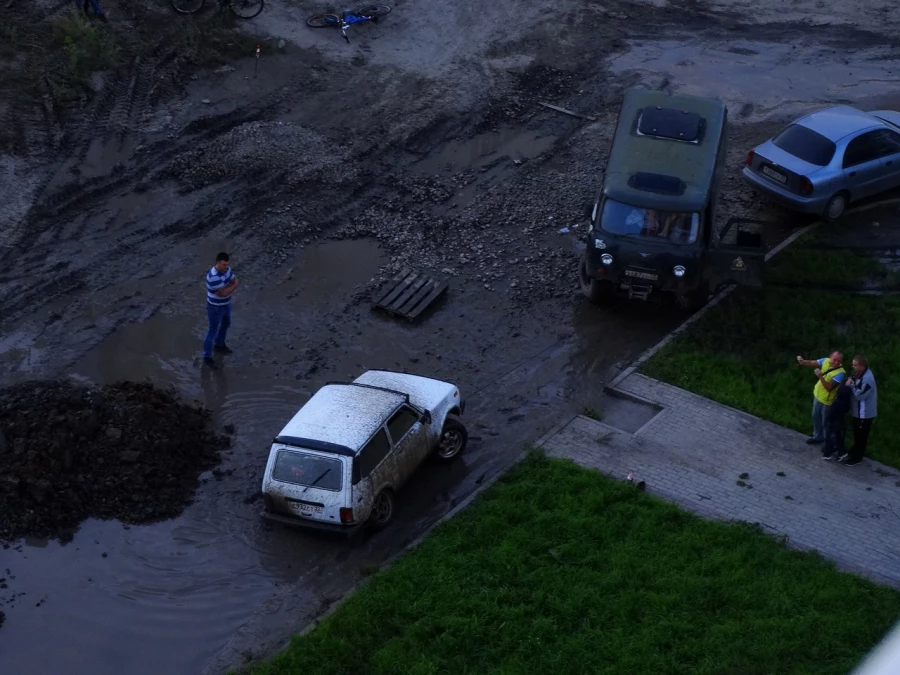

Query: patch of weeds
[582,407,603,421]
[736,480,746,487]
[251,457,900,675]
[785,495,794,500]
[776,472,785,477]
[51,12,124,99]
[739,472,749,480]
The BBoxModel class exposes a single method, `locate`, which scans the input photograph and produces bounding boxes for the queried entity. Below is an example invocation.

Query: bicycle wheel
[229,0,264,19]
[306,13,340,27]
[171,0,205,14]
[355,4,391,16]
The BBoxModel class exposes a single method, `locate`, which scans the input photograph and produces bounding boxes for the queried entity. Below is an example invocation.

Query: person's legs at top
[822,420,844,459]
[844,418,874,465]
[213,304,232,353]
[809,399,826,444]
[203,304,225,362]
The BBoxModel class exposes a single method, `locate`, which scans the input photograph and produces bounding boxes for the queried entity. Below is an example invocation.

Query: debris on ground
[0,380,230,542]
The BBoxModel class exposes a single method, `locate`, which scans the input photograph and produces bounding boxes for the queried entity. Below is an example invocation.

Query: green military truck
[579,87,768,309]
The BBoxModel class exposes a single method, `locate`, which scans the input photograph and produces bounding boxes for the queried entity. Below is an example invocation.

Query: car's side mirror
[422,410,432,424]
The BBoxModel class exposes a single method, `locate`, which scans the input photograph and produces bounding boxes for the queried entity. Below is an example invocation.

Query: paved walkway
[540,372,900,589]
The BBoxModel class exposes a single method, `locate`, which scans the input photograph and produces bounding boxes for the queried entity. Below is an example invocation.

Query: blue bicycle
[306,5,392,43]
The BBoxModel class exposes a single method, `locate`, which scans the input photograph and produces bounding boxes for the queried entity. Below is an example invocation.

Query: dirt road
[2,0,900,672]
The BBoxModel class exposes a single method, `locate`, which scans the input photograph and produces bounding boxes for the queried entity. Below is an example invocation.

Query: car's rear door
[842,131,886,200]
[385,405,429,486]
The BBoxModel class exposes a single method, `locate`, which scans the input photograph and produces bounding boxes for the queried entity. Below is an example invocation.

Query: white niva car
[261,370,468,534]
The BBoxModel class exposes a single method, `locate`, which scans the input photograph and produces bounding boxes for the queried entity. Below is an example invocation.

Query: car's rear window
[772,124,836,166]
[273,450,343,491]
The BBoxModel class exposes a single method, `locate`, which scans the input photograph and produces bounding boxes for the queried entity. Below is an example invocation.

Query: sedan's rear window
[273,450,343,491]
[772,125,836,166]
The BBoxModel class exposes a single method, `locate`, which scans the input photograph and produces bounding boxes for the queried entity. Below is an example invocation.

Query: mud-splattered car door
[385,404,431,487]
[353,427,399,521]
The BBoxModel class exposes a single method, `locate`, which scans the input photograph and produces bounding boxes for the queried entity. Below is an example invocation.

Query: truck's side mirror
[584,203,593,219]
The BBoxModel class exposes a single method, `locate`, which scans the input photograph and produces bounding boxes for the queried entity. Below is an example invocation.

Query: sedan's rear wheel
[824,192,848,222]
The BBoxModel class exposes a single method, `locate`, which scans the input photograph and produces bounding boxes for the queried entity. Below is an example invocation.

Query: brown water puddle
[415,127,557,174]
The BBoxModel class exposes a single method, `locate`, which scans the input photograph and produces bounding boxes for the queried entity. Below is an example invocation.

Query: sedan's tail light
[800,176,814,195]
[340,507,354,524]
[746,150,755,166]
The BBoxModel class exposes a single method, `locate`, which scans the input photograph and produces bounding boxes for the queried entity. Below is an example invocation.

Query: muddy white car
[260,370,468,534]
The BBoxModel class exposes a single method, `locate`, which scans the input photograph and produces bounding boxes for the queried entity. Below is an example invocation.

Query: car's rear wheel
[824,191,849,222]
[368,489,395,531]
[437,418,468,461]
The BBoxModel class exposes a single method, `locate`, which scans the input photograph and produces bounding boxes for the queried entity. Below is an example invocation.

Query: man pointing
[796,351,846,446]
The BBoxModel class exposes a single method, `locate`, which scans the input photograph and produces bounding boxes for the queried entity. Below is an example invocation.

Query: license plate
[761,165,787,184]
[624,270,658,281]
[293,503,323,517]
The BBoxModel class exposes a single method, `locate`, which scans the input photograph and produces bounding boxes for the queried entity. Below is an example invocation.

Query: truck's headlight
[673,265,686,277]
[601,254,613,265]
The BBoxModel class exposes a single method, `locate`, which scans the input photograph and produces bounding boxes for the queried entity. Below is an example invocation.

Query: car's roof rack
[273,436,356,457]
[324,381,410,404]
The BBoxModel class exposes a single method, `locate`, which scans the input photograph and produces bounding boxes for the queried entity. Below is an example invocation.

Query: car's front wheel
[368,489,395,531]
[579,254,613,304]
[824,191,849,222]
[436,417,468,461]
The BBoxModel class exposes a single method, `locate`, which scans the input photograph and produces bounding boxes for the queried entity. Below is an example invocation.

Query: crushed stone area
[162,121,356,190]
[0,380,230,542]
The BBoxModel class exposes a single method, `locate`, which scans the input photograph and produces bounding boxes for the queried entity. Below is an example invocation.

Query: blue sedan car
[742,105,900,221]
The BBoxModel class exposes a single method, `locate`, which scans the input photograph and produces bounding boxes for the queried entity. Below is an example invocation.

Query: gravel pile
[163,121,357,190]
[0,380,230,542]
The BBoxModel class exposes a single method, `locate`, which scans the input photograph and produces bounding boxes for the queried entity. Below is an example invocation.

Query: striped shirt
[206,266,234,307]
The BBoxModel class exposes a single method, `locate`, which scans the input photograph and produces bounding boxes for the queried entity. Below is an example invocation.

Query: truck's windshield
[599,198,700,245]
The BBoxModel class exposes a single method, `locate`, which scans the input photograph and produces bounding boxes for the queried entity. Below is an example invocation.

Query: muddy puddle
[415,127,557,174]
[278,238,388,308]
[608,39,900,121]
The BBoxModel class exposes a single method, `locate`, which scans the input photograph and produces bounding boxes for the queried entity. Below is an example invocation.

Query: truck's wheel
[579,255,612,304]
[368,489,395,531]
[437,418,468,461]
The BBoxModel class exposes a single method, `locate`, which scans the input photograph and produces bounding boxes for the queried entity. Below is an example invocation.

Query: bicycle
[171,0,264,19]
[306,5,392,43]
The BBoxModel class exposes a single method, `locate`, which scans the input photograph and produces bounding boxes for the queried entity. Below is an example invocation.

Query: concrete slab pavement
[540,372,900,589]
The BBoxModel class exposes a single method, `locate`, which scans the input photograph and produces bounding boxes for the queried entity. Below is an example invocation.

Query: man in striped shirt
[203,252,238,368]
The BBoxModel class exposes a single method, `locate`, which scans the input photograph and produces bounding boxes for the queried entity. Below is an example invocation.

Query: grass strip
[250,451,900,675]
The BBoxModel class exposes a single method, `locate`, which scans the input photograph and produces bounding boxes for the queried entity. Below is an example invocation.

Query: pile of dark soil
[0,380,230,542]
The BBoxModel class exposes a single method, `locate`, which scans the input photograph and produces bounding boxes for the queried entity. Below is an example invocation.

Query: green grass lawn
[642,231,900,469]
[249,452,900,675]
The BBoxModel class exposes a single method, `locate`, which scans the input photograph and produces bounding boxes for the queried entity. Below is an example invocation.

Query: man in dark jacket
[839,355,878,466]
[822,378,852,460]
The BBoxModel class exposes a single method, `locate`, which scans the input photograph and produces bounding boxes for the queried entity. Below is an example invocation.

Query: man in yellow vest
[796,351,847,446]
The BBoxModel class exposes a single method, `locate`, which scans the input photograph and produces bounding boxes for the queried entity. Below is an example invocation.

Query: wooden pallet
[372,269,449,322]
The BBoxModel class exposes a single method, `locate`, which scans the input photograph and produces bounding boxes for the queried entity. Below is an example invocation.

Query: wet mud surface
[3,0,900,672]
